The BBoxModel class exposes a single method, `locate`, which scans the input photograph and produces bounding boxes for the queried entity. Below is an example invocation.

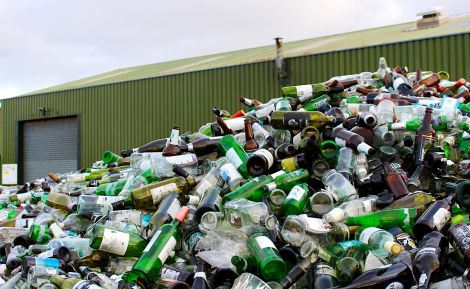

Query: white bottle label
[359,227,381,244]
[161,268,181,280]
[286,185,306,201]
[362,199,373,213]
[255,235,276,249]
[415,247,437,258]
[15,218,32,228]
[167,154,196,165]
[219,162,243,186]
[385,282,404,289]
[433,208,451,231]
[96,196,123,205]
[158,236,177,263]
[296,85,313,97]
[144,230,161,252]
[253,149,274,168]
[150,183,178,204]
[226,148,243,169]
[166,199,181,219]
[316,264,336,277]
[99,228,130,256]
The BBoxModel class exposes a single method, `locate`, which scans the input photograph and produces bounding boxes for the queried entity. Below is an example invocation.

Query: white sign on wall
[2,164,18,185]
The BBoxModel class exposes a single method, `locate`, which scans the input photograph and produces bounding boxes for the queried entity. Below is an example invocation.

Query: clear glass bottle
[322,169,358,203]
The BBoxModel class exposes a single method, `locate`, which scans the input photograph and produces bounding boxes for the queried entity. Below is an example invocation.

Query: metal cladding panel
[2,33,470,171]
[22,117,78,182]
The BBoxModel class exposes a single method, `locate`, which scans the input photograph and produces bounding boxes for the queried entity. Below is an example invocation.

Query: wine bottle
[89,225,148,257]
[123,207,189,285]
[413,194,453,241]
[313,262,338,289]
[345,208,417,232]
[413,231,449,289]
[448,223,470,267]
[281,183,310,216]
[191,258,209,289]
[218,134,250,178]
[270,111,333,130]
[355,227,402,258]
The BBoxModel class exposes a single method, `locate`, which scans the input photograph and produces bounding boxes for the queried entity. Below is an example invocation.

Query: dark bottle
[448,223,470,267]
[357,112,377,128]
[247,149,275,176]
[163,125,181,157]
[413,231,448,289]
[244,118,259,152]
[383,162,410,199]
[194,186,222,223]
[446,252,470,279]
[121,138,168,157]
[160,265,195,285]
[413,194,453,241]
[333,262,414,289]
[154,278,190,289]
[73,250,110,268]
[332,128,376,155]
[414,107,435,165]
[278,258,311,289]
[191,258,209,289]
[389,227,418,253]
[180,138,220,156]
[313,262,338,289]
[216,117,233,135]
[273,143,297,160]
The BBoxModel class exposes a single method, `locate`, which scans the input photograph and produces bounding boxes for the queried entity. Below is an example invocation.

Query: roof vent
[416,8,448,30]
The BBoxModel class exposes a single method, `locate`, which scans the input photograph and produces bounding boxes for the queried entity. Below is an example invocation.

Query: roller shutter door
[22,117,78,182]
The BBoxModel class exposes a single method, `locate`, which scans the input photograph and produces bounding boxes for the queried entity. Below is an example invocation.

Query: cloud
[0,0,469,98]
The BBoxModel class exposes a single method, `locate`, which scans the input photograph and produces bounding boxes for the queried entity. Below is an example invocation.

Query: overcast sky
[1,0,469,99]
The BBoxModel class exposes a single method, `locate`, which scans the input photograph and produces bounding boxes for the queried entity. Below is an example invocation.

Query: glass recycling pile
[1,57,470,289]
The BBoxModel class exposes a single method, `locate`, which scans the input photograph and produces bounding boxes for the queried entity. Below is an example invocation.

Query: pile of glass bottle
[0,57,470,289]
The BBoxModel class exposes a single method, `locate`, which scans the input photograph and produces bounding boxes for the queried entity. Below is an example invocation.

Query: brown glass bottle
[216,117,233,135]
[179,139,220,156]
[414,107,435,165]
[244,118,259,152]
[121,138,167,157]
[332,128,376,155]
[383,162,409,199]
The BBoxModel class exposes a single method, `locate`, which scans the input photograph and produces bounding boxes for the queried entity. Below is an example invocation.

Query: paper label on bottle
[395,232,417,250]
[255,104,275,118]
[253,149,274,168]
[415,247,437,258]
[38,249,54,259]
[194,179,212,198]
[161,268,181,280]
[45,267,58,275]
[316,264,336,277]
[96,196,123,205]
[219,163,243,187]
[167,199,181,219]
[433,208,451,231]
[194,272,207,281]
[167,154,195,165]
[110,210,142,226]
[255,235,277,250]
[15,218,32,228]
[358,227,381,244]
[286,185,306,201]
[296,85,313,97]
[150,183,178,204]
[385,282,404,289]
[226,148,244,169]
[158,236,177,263]
[226,118,245,131]
[99,228,130,256]
[362,199,373,213]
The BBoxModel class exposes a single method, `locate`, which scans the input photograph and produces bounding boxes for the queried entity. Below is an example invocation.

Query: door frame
[17,115,81,184]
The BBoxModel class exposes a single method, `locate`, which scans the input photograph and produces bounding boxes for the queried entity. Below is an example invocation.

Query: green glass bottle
[222,170,286,204]
[122,207,189,285]
[282,83,327,98]
[131,176,195,209]
[102,151,122,164]
[270,111,333,130]
[346,208,417,232]
[89,225,148,257]
[281,183,310,216]
[218,134,250,178]
[95,179,127,196]
[264,169,310,193]
[247,231,287,281]
[29,224,52,244]
[303,94,330,111]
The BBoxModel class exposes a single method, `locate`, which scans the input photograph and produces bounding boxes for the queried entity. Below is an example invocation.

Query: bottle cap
[384,241,403,255]
[175,206,190,222]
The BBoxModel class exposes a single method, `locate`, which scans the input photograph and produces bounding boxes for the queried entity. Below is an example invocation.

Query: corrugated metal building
[2,13,470,182]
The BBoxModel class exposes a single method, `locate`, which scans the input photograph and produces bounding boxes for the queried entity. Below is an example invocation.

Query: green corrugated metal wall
[2,33,470,176]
